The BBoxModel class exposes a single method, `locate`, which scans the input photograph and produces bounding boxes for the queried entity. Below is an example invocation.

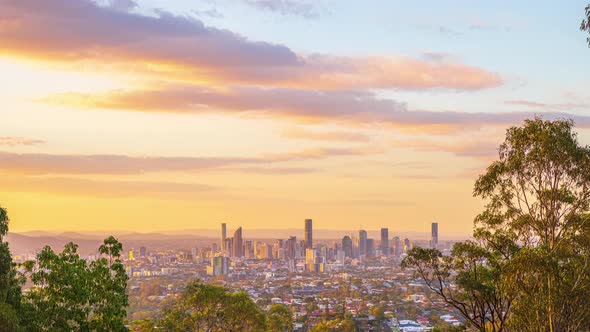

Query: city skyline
[1,1,589,234]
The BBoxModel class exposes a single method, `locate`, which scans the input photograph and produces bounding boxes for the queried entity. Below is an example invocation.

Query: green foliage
[0,303,21,332]
[582,4,590,46]
[370,305,385,322]
[267,304,294,332]
[155,280,267,331]
[404,118,590,331]
[0,206,129,331]
[432,325,465,332]
[21,237,129,331]
[0,207,24,331]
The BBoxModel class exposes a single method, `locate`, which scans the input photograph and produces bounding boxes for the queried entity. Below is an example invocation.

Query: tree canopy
[582,4,590,46]
[154,280,267,332]
[0,205,129,331]
[403,118,590,332]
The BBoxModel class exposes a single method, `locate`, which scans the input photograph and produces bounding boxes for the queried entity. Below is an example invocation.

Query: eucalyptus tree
[22,237,129,331]
[582,4,590,45]
[404,118,590,331]
[156,280,267,332]
[0,206,24,332]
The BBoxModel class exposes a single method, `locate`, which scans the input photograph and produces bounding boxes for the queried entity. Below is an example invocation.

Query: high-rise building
[404,238,411,253]
[221,223,227,251]
[305,219,313,249]
[380,228,389,256]
[342,235,353,258]
[431,222,439,249]
[393,236,401,256]
[366,239,375,257]
[207,256,230,276]
[233,227,243,258]
[359,229,367,256]
[139,246,147,257]
[287,236,297,259]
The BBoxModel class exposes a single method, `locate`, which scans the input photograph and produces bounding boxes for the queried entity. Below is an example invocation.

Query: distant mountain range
[7,229,470,256]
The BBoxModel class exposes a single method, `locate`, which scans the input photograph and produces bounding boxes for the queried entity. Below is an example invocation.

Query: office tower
[305,248,321,273]
[305,248,316,264]
[431,222,439,249]
[260,243,272,259]
[359,229,367,256]
[225,238,233,256]
[305,219,313,249]
[366,239,375,257]
[287,236,297,259]
[139,246,147,257]
[342,235,353,258]
[207,256,230,276]
[404,238,411,253]
[221,223,227,251]
[245,240,254,259]
[233,227,243,258]
[380,228,389,256]
[393,236,401,256]
[128,250,134,261]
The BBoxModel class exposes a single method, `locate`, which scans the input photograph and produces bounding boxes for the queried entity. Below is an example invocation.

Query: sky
[1,0,589,235]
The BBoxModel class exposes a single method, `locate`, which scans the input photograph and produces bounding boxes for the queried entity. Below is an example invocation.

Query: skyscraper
[359,229,367,256]
[366,239,375,257]
[431,222,439,249]
[393,236,401,256]
[233,227,243,258]
[305,219,313,249]
[342,235,353,258]
[380,228,389,256]
[221,223,227,251]
[287,236,297,259]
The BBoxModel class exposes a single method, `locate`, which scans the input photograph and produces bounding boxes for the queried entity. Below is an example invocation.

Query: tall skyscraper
[342,235,353,258]
[366,239,375,257]
[287,236,297,259]
[221,223,227,251]
[233,227,243,258]
[393,236,401,256]
[380,228,389,256]
[359,229,367,256]
[431,222,439,249]
[305,219,313,249]
[139,246,147,257]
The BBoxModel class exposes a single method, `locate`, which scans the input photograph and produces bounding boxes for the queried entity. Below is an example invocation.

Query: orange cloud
[0,176,217,198]
[46,85,590,132]
[0,137,45,146]
[0,147,379,175]
[0,0,501,91]
[392,137,499,159]
[281,127,371,142]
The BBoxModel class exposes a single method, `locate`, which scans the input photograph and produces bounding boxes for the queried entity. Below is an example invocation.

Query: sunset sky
[1,0,589,234]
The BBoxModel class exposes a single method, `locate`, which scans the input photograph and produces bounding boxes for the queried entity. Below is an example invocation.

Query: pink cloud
[0,0,501,90]
[47,85,590,132]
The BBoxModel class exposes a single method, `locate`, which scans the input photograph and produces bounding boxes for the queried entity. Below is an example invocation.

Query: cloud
[0,137,45,146]
[505,99,590,111]
[242,0,322,19]
[0,147,378,175]
[281,127,371,142]
[0,176,217,198]
[47,84,590,132]
[0,151,262,175]
[0,0,501,90]
[392,138,499,159]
